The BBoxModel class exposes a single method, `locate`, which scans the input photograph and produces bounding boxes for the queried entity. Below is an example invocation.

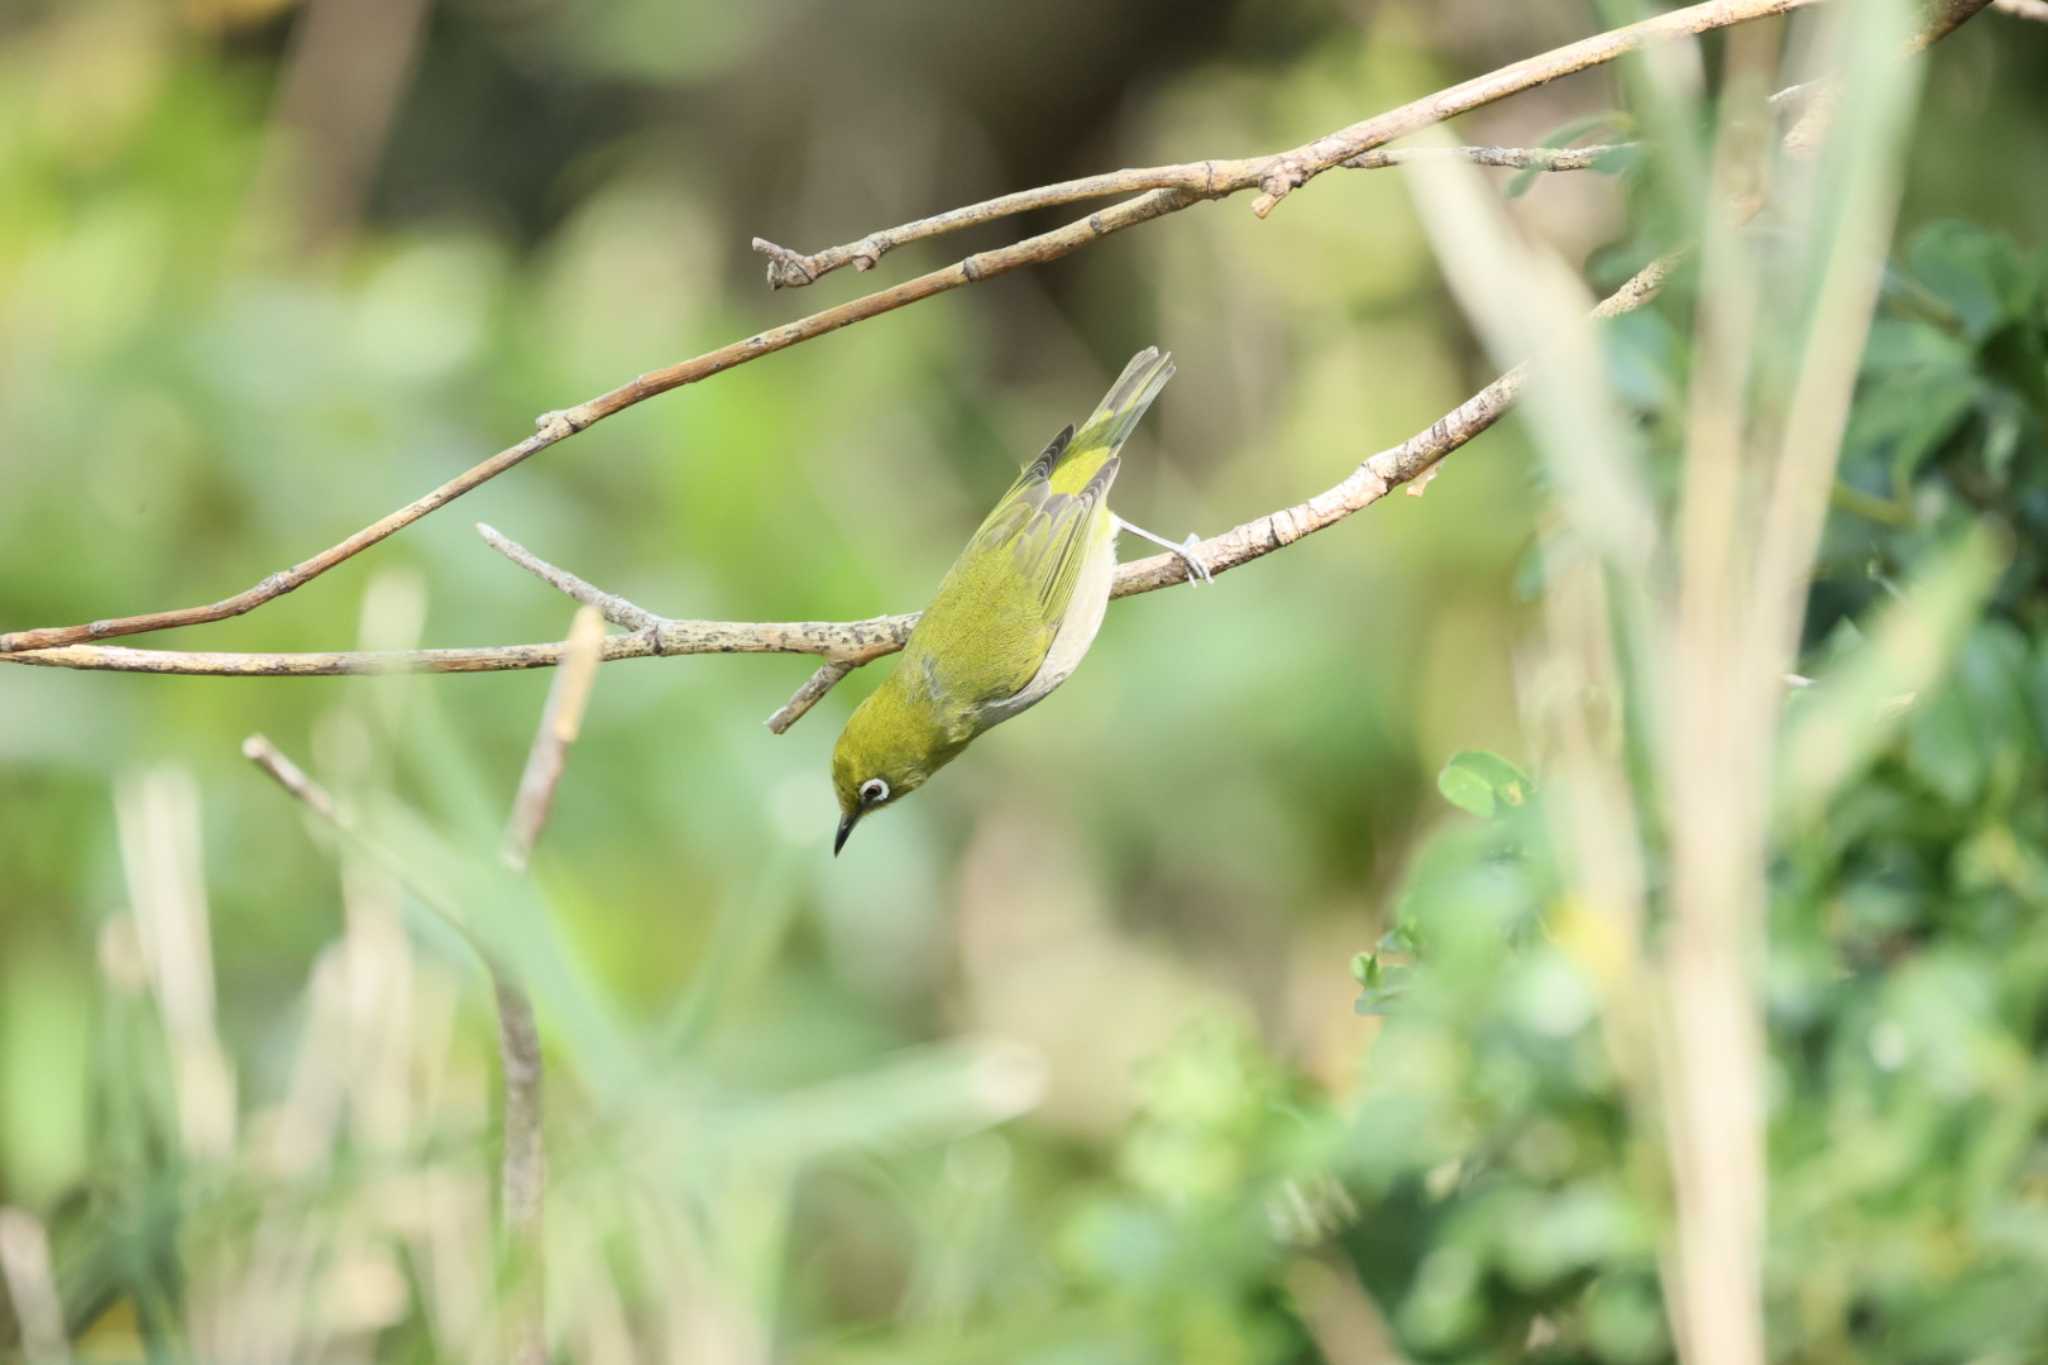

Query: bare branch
[1344,142,1635,171]
[1785,0,1996,155]
[0,256,1679,694]
[243,735,348,825]
[1249,0,1817,216]
[747,142,1643,287]
[0,190,1186,657]
[760,0,1813,286]
[0,0,1817,659]
[1915,0,2002,44]
[3,0,1991,685]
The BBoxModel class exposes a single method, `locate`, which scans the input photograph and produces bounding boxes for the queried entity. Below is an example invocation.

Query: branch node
[533,407,588,435]
[1252,162,1301,218]
[751,237,818,289]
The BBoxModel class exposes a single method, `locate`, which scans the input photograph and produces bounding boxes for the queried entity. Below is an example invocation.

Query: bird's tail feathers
[1071,347,1175,459]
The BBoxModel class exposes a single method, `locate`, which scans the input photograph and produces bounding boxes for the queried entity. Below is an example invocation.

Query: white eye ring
[859,778,890,805]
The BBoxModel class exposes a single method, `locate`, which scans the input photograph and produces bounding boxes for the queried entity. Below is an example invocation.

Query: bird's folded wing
[910,449,1118,707]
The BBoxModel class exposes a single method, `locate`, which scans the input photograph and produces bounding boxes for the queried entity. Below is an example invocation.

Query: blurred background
[4,1,2048,1361]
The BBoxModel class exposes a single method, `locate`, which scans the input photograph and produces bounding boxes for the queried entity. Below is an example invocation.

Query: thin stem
[502,607,607,871]
[241,731,572,1365]
[492,979,545,1365]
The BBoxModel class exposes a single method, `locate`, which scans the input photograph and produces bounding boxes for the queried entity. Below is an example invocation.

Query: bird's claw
[1175,533,1213,586]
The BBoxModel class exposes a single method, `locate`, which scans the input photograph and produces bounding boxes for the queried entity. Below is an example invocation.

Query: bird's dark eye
[860,778,889,805]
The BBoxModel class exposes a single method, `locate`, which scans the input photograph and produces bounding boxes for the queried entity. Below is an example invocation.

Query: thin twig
[481,526,665,634]
[503,607,607,870]
[1343,142,1635,171]
[751,141,1636,288]
[0,0,1815,659]
[756,0,1814,285]
[765,661,854,734]
[243,736,348,826]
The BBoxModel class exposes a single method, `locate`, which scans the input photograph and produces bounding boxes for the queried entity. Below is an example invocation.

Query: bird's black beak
[834,811,857,856]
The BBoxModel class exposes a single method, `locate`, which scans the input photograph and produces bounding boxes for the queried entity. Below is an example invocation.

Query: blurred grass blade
[1396,129,1655,577]
[357,794,648,1098]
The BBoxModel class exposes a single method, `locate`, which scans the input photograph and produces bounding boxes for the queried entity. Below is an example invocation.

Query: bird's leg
[1115,516,1213,586]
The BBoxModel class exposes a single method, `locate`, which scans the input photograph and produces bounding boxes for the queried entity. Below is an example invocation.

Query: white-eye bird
[831,347,1207,853]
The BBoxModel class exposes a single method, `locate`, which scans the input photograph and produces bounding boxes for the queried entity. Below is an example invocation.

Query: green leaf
[1840,367,1977,493]
[1589,143,1644,177]
[1906,220,2042,343]
[1862,317,1972,374]
[1353,955,1413,1015]
[1904,620,2038,812]
[1437,751,1534,819]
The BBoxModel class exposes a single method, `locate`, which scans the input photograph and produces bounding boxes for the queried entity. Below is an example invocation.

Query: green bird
[831,347,1208,854]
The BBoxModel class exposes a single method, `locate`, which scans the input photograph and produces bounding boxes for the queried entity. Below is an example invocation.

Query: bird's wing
[907,437,1118,708]
[904,349,1174,710]
[967,345,1175,625]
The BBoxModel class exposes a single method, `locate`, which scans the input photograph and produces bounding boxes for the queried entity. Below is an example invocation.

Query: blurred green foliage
[2,2,2047,1363]
[1335,217,2048,1363]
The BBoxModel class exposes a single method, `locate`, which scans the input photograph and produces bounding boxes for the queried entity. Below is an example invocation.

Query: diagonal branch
[2,254,1678,741]
[755,0,1814,285]
[0,0,1816,659]
[752,142,1637,287]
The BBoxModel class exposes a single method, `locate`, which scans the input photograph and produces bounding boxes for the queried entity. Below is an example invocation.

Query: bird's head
[830,682,947,854]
